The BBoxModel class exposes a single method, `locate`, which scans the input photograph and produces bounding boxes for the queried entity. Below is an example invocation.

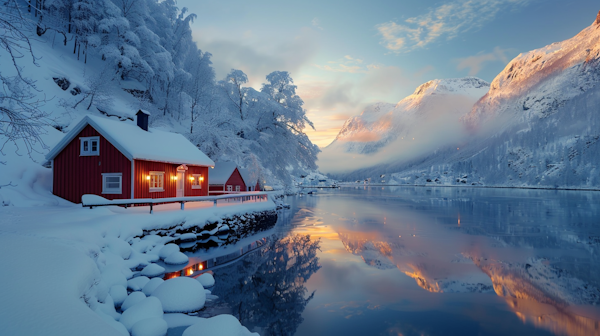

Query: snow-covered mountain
[329,11,600,189]
[327,77,489,155]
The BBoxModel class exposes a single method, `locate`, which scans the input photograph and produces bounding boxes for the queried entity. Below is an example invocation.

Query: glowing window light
[146,175,150,180]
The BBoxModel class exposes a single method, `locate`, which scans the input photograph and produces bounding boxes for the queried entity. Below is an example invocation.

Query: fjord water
[210,187,600,336]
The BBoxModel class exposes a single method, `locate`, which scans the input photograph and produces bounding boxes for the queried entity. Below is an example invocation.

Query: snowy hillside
[328,11,600,190]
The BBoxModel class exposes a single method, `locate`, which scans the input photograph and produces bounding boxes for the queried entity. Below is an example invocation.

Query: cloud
[314,55,368,73]
[312,17,323,30]
[376,0,531,53]
[456,47,512,75]
[193,27,319,87]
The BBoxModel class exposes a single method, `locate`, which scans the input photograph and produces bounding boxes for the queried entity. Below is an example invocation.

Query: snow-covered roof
[46,115,215,167]
[239,168,255,187]
[208,162,239,185]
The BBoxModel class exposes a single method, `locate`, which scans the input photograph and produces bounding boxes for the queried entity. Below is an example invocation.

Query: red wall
[134,160,208,198]
[185,166,209,197]
[53,125,131,203]
[226,168,246,191]
[209,185,224,191]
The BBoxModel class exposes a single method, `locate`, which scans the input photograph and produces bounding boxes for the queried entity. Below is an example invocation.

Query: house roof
[208,162,239,185]
[239,168,256,187]
[46,115,215,167]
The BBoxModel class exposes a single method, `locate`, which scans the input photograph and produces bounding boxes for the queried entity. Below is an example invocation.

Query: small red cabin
[239,168,260,191]
[45,111,215,203]
[208,162,246,195]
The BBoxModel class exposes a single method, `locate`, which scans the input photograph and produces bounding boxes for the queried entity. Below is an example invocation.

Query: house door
[177,170,185,197]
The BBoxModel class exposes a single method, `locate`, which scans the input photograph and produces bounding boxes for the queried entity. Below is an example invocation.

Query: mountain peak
[596,10,600,25]
[411,77,490,97]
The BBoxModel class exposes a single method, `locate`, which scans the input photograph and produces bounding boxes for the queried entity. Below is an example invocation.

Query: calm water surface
[199,187,600,336]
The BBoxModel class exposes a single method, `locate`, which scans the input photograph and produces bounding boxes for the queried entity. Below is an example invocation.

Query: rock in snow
[158,244,180,260]
[152,277,206,313]
[141,264,165,278]
[109,285,127,307]
[121,291,147,311]
[182,315,258,336]
[197,273,215,288]
[104,237,132,260]
[120,297,164,331]
[142,277,165,296]
[128,276,150,291]
[164,251,189,265]
[131,318,168,336]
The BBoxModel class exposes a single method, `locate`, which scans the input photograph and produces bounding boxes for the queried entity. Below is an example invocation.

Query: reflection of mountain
[472,256,600,336]
[337,231,494,293]
[210,234,321,336]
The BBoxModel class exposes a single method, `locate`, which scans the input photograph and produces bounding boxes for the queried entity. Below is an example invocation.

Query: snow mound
[104,237,132,260]
[102,267,128,288]
[197,273,215,288]
[142,277,164,296]
[120,297,164,331]
[141,264,165,278]
[179,233,197,242]
[128,276,150,291]
[122,291,147,311]
[158,244,180,260]
[182,315,258,336]
[131,318,168,336]
[110,285,127,307]
[152,277,206,313]
[164,251,189,265]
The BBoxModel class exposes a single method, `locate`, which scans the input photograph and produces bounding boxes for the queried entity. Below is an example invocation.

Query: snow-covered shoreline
[0,198,277,335]
[339,183,600,192]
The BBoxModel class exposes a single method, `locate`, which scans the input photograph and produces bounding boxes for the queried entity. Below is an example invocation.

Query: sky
[179,0,598,147]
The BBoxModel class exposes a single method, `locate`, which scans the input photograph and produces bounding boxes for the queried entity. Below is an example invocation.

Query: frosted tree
[220,69,248,120]
[0,0,50,155]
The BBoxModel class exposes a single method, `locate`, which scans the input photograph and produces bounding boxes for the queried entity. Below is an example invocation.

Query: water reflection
[210,234,321,336]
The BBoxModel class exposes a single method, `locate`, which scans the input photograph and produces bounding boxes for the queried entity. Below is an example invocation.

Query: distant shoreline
[337,183,600,192]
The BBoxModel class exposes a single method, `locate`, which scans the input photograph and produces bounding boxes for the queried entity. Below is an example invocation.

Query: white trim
[80,136,100,156]
[102,173,122,194]
[149,171,164,192]
[227,185,232,192]
[130,160,135,199]
[235,185,240,192]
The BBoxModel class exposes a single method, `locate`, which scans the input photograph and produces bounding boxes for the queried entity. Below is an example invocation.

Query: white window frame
[235,185,240,192]
[149,171,165,192]
[102,173,122,194]
[227,185,232,192]
[80,136,100,156]
[191,174,202,189]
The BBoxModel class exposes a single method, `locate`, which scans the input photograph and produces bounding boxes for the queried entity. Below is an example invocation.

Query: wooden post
[180,202,185,210]
[213,199,217,207]
[150,203,153,214]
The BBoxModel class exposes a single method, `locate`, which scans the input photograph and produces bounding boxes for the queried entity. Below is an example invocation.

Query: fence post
[180,202,185,210]
[213,199,217,207]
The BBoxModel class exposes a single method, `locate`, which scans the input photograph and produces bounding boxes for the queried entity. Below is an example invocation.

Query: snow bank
[110,285,127,307]
[152,277,206,313]
[128,276,150,291]
[142,278,164,296]
[158,244,179,259]
[182,315,259,336]
[122,292,147,311]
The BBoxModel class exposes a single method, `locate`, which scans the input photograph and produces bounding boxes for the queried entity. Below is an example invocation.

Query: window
[80,136,100,156]
[102,173,122,194]
[227,185,232,192]
[235,185,240,192]
[149,171,164,192]
[191,174,203,189]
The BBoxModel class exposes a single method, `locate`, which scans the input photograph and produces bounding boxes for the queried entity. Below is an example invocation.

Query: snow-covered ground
[0,158,275,335]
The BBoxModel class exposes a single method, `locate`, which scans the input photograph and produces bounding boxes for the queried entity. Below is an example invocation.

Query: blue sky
[180,0,598,147]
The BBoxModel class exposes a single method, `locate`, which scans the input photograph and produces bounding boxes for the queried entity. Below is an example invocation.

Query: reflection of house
[208,162,246,194]
[239,169,260,191]
[46,111,215,203]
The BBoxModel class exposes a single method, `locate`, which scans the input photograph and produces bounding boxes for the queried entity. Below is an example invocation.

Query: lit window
[102,173,122,194]
[80,136,100,156]
[149,171,164,192]
[235,185,240,192]
[191,174,202,189]
[227,185,232,192]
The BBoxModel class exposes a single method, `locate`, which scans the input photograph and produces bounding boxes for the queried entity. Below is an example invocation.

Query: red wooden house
[45,111,215,203]
[208,162,246,195]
